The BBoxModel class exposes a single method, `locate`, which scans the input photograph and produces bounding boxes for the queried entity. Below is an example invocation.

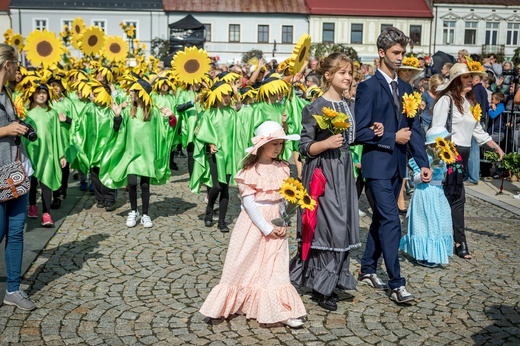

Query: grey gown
[289,96,361,296]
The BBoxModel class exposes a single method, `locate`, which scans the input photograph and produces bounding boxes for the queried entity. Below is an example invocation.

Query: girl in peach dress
[199,121,307,328]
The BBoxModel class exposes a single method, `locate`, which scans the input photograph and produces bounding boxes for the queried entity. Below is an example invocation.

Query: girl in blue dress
[399,127,454,267]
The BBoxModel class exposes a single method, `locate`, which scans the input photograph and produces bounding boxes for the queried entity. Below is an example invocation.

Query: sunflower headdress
[80,26,106,56]
[202,80,234,109]
[306,85,323,100]
[48,70,69,93]
[289,34,311,75]
[19,80,58,106]
[129,79,154,109]
[215,71,240,83]
[24,29,65,68]
[256,73,290,102]
[102,36,128,63]
[171,46,211,85]
[88,79,113,107]
[70,78,94,99]
[152,77,176,93]
[92,64,114,83]
[239,86,258,102]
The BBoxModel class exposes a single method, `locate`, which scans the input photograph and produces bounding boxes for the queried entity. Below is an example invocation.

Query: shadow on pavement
[471,304,520,345]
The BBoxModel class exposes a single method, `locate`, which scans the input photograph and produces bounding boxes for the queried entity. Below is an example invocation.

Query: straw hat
[246,121,300,155]
[425,126,456,145]
[436,62,487,92]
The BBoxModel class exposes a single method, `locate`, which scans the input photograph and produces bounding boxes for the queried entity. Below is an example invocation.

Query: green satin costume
[52,96,78,163]
[152,92,178,147]
[283,89,308,159]
[102,106,175,188]
[22,107,64,191]
[176,88,201,148]
[189,106,241,193]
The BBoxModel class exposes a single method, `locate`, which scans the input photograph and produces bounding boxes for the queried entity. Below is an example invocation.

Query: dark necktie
[390,81,400,120]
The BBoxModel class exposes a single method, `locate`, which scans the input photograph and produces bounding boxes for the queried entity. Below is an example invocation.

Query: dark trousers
[127,174,150,215]
[90,167,116,203]
[206,152,230,226]
[362,172,404,289]
[187,142,195,177]
[356,171,375,211]
[53,163,70,199]
[451,146,470,243]
[29,176,52,213]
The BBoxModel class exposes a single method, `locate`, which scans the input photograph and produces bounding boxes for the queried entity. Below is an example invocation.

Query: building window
[258,25,269,43]
[322,23,334,43]
[443,21,455,44]
[282,25,293,44]
[35,19,47,31]
[381,24,393,33]
[464,22,477,45]
[203,24,211,42]
[486,22,499,45]
[229,24,240,43]
[507,23,520,46]
[124,21,137,38]
[351,24,363,44]
[410,25,421,45]
[62,20,72,29]
[93,20,106,32]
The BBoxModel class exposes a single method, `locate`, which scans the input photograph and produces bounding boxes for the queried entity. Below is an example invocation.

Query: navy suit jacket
[355,70,428,180]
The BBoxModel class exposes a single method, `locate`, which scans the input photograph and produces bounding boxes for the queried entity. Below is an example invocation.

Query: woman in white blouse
[431,63,504,260]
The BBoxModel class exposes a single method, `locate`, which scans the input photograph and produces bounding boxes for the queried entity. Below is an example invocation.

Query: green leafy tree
[151,37,170,61]
[310,43,358,61]
[242,49,264,64]
[512,47,520,67]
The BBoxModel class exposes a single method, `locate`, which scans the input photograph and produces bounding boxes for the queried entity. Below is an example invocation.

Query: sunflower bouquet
[470,103,482,122]
[402,91,422,118]
[272,177,317,227]
[427,136,461,171]
[313,106,351,135]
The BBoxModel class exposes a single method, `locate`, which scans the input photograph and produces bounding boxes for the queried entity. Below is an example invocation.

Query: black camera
[502,66,519,83]
[19,120,37,141]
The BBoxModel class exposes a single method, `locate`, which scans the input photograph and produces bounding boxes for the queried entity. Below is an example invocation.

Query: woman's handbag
[0,148,30,202]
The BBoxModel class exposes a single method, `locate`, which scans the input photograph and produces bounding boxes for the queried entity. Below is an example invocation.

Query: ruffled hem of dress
[199,283,306,324]
[289,256,357,294]
[399,235,454,264]
[295,239,362,252]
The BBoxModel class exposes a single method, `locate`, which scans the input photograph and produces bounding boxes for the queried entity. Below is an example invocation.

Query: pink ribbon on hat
[249,128,287,155]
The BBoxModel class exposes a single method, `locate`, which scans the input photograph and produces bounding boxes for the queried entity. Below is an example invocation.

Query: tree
[242,49,264,64]
[512,47,520,67]
[310,43,358,62]
[151,37,170,61]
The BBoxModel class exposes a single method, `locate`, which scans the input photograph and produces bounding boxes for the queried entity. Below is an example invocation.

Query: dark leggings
[127,174,150,215]
[187,142,195,177]
[53,163,70,199]
[29,176,52,213]
[90,167,116,203]
[451,146,470,244]
[206,152,230,226]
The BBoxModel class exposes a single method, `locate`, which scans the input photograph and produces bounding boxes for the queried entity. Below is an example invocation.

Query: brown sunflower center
[14,39,20,45]
[285,189,295,197]
[36,40,53,57]
[184,59,200,74]
[74,25,81,34]
[302,195,311,203]
[110,43,121,54]
[298,46,307,63]
[88,35,98,47]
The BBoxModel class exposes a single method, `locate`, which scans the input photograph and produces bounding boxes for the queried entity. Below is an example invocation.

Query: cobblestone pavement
[1,160,519,345]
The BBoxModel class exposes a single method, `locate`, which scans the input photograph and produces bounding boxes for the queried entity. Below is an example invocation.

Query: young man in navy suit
[355,27,431,303]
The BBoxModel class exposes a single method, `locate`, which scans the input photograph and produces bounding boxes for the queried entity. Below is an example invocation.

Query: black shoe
[204,212,213,227]
[313,290,337,311]
[170,162,179,171]
[50,199,61,209]
[105,202,116,212]
[218,222,229,232]
[96,200,105,208]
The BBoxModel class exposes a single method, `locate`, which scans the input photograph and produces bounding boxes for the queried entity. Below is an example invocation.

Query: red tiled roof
[163,0,309,14]
[306,0,433,18]
[433,0,520,5]
[0,0,10,11]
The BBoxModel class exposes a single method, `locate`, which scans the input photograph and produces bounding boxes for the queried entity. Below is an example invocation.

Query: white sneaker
[358,209,366,217]
[141,214,153,228]
[281,318,304,328]
[513,193,520,200]
[126,210,140,227]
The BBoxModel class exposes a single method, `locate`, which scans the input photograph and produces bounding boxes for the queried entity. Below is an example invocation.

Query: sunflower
[24,29,65,68]
[72,17,86,36]
[89,80,112,107]
[298,193,317,211]
[126,25,135,39]
[80,26,106,56]
[465,55,484,72]
[289,34,311,75]
[322,106,338,119]
[13,96,26,120]
[203,81,234,109]
[11,34,24,52]
[70,34,82,50]
[103,36,128,63]
[402,55,419,68]
[435,137,448,150]
[331,119,351,134]
[171,46,211,85]
[256,74,290,102]
[285,177,305,192]
[439,149,456,164]
[279,182,302,204]
[401,92,420,118]
[129,80,154,109]
[470,104,482,122]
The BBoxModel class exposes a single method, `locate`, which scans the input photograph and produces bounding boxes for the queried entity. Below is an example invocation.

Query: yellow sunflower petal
[289,34,311,75]
[24,29,65,68]
[80,26,106,56]
[285,177,305,192]
[435,137,448,149]
[171,46,211,85]
[102,36,128,63]
[279,182,302,204]
[402,55,419,68]
[322,106,338,119]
